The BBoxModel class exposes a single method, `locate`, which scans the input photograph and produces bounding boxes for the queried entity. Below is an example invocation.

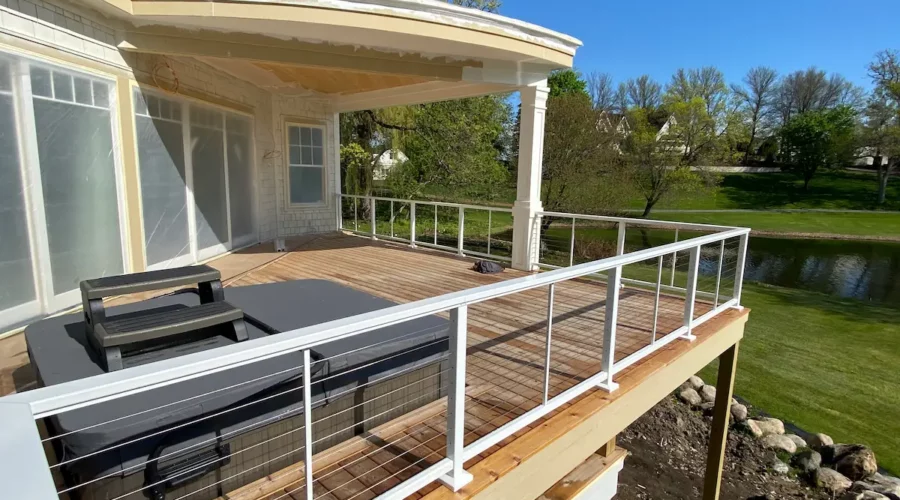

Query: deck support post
[703,342,740,500]
[599,266,621,392]
[598,435,617,457]
[511,80,549,271]
[440,305,473,491]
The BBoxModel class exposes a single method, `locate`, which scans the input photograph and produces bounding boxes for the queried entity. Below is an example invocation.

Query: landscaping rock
[699,385,717,403]
[686,375,704,390]
[785,433,808,449]
[748,417,785,436]
[834,445,877,481]
[742,419,764,438]
[731,403,748,422]
[698,401,715,414]
[678,388,702,406]
[816,468,853,494]
[808,433,834,451]
[792,449,823,475]
[841,492,890,500]
[762,434,798,454]
[770,458,790,475]
[867,474,900,499]
[825,444,860,463]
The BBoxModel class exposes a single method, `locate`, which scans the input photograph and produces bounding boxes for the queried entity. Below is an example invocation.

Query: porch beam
[703,341,740,500]
[511,80,549,271]
[333,81,514,113]
[119,30,472,81]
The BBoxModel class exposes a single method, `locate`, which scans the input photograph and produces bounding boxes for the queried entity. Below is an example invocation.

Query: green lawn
[630,170,900,211]
[651,211,900,239]
[699,284,900,474]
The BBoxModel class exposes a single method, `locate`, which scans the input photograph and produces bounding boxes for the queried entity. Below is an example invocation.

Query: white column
[511,80,549,271]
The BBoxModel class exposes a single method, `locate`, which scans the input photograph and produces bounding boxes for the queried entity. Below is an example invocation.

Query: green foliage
[541,93,626,214]
[547,69,590,100]
[387,96,512,201]
[340,143,371,196]
[780,106,858,189]
[622,107,712,216]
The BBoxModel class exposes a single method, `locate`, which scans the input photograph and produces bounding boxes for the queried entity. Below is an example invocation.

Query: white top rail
[537,210,741,232]
[340,194,514,213]
[1,226,749,420]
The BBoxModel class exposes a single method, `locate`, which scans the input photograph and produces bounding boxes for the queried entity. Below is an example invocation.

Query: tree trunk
[743,124,757,165]
[875,156,888,205]
[642,199,656,217]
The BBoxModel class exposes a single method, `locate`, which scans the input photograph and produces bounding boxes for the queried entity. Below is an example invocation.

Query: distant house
[854,147,891,167]
[372,149,409,180]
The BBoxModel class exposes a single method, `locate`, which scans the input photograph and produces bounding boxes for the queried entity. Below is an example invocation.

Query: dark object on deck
[473,260,504,274]
[79,265,248,371]
[26,279,450,500]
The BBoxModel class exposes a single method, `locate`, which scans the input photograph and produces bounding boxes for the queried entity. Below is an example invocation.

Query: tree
[860,96,900,204]
[622,108,708,216]
[541,93,624,216]
[774,68,864,126]
[731,66,778,163]
[586,71,616,111]
[615,75,662,111]
[780,106,858,190]
[666,67,729,118]
[867,49,900,204]
[547,69,589,99]
[449,0,501,12]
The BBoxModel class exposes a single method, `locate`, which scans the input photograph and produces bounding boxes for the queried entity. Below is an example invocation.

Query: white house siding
[0,0,340,333]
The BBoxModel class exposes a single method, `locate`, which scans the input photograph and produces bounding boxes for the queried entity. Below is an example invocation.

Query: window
[287,124,324,205]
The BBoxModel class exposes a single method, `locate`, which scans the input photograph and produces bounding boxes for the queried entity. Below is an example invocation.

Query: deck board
[0,233,718,500]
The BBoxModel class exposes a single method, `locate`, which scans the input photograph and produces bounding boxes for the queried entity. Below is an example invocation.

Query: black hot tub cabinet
[25,280,450,500]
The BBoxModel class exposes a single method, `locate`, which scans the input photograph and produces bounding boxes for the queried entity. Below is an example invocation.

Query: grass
[651,211,900,239]
[699,283,900,474]
[629,170,900,211]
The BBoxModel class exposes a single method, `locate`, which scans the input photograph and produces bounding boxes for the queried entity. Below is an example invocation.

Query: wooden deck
[0,233,731,500]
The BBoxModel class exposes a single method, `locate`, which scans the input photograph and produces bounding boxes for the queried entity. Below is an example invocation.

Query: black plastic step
[95,301,245,347]
[81,265,221,300]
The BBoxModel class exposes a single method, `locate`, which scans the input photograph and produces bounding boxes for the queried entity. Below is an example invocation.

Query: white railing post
[733,233,749,308]
[543,283,555,405]
[487,210,492,256]
[569,217,576,267]
[354,197,358,231]
[457,206,465,256]
[302,349,314,500]
[616,221,626,256]
[600,266,621,392]
[337,194,343,231]
[410,202,417,248]
[370,197,377,240]
[434,206,438,246]
[651,255,663,345]
[390,200,395,239]
[682,246,700,341]
[440,306,473,491]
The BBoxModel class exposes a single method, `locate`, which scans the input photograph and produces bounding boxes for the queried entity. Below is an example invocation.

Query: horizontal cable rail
[0,200,749,500]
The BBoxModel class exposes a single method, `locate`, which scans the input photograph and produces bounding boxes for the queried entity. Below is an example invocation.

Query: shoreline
[749,229,900,242]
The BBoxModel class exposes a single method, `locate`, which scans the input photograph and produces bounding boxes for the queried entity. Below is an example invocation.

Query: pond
[741,236,900,305]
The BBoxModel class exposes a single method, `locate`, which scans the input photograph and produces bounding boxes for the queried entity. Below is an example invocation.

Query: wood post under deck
[703,341,740,500]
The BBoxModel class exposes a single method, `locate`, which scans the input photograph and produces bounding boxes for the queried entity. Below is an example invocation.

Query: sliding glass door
[0,52,126,331]
[133,89,256,269]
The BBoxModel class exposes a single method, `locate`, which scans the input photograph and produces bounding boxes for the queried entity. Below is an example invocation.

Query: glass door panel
[190,106,229,260]
[226,114,255,248]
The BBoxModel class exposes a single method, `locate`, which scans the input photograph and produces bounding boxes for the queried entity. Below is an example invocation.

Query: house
[0,2,751,500]
[373,149,409,181]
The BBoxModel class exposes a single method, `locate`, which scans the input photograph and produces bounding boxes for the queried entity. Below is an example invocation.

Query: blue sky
[501,0,900,90]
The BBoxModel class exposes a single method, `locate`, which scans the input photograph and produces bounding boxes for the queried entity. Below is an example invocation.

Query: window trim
[284,121,328,208]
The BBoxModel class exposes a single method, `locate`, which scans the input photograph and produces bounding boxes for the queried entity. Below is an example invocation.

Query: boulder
[842,493,890,500]
[698,402,716,414]
[816,468,853,494]
[741,419,764,438]
[834,445,877,481]
[762,434,798,454]
[686,375,704,390]
[748,417,784,436]
[699,385,717,403]
[770,458,790,475]
[678,388,702,406]
[785,433,808,449]
[730,403,748,422]
[825,444,862,463]
[808,433,834,450]
[792,449,823,474]
[867,474,900,499]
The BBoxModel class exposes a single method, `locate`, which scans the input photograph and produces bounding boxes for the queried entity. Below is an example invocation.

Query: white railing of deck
[0,200,749,500]
[339,194,514,262]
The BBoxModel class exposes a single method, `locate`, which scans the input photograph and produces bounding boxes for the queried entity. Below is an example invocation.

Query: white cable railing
[0,203,749,500]
[339,194,514,262]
